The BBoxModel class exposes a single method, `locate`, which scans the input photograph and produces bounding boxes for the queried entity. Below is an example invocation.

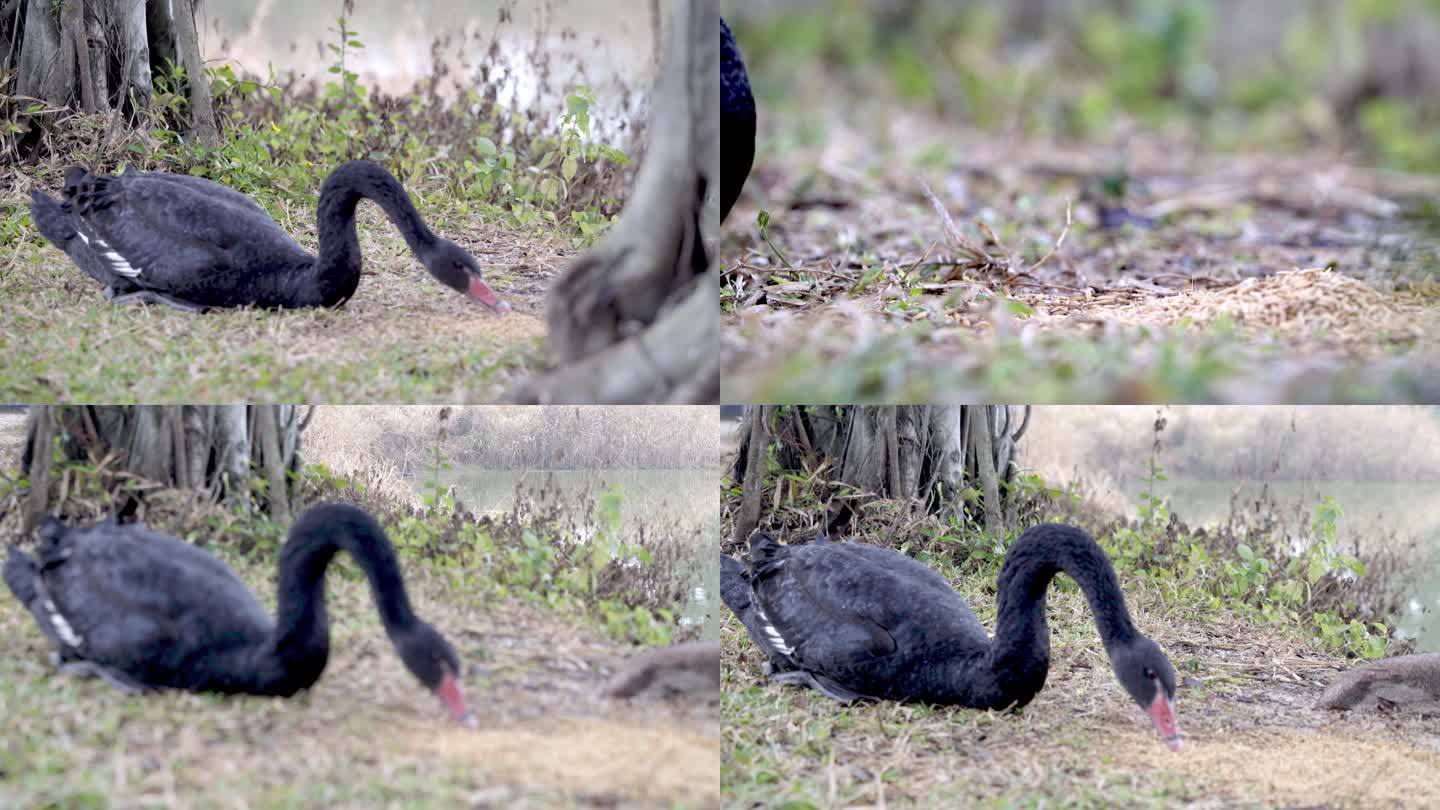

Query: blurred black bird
[29,161,511,313]
[721,17,755,224]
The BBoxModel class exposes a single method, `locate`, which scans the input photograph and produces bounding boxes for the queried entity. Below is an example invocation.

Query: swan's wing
[39,519,271,687]
[127,172,275,221]
[752,541,989,677]
[721,553,795,671]
[67,171,311,294]
[749,540,900,672]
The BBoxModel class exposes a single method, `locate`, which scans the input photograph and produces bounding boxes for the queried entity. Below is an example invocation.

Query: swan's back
[5,516,273,689]
[31,168,316,304]
[743,537,992,699]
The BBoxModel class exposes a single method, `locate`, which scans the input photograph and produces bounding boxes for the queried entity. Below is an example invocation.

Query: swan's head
[394,620,478,729]
[420,238,511,314]
[1110,635,1181,752]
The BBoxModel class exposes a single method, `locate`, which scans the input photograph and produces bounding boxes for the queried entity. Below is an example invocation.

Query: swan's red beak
[467,277,511,314]
[437,672,478,729]
[1148,690,1182,752]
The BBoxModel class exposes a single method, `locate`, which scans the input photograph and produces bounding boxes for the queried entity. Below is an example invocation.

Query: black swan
[720,17,755,224]
[720,524,1182,750]
[28,160,510,313]
[600,640,720,699]
[2,502,476,727]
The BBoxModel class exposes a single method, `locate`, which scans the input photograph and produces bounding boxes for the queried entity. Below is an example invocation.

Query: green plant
[756,209,794,269]
[1137,411,1170,529]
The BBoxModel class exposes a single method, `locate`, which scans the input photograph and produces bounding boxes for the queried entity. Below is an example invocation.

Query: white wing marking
[42,595,84,648]
[754,602,794,656]
[80,225,142,278]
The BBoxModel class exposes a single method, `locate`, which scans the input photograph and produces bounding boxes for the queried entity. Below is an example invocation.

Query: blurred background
[207,0,657,138]
[728,0,1440,171]
[1023,406,1440,651]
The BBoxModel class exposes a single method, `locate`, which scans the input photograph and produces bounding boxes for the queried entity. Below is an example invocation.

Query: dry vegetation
[723,598,1440,808]
[722,126,1440,403]
[1023,406,1440,486]
[305,404,721,482]
[720,407,1440,808]
[720,1,1440,403]
[0,410,722,809]
[0,2,649,401]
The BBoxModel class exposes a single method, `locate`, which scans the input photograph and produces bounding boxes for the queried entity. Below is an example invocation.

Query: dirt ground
[721,583,1440,809]
[1,561,720,809]
[721,108,1440,402]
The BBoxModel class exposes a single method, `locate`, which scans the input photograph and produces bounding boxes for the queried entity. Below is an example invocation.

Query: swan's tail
[28,190,77,248]
[719,553,751,618]
[748,532,788,579]
[3,545,38,607]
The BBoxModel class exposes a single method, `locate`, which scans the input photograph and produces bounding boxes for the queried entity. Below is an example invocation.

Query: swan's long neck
[309,161,436,305]
[258,510,418,695]
[982,524,1138,707]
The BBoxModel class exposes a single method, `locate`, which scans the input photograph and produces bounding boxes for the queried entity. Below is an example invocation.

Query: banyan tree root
[1316,653,1440,713]
[507,0,718,404]
[600,640,720,700]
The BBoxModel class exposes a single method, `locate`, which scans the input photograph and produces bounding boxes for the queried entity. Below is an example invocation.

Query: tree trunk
[16,0,70,104]
[726,405,1029,545]
[732,405,769,546]
[22,406,54,533]
[59,0,94,112]
[971,406,1003,535]
[5,0,204,159]
[508,0,716,404]
[169,0,216,144]
[113,0,151,111]
[19,406,303,523]
[253,405,290,525]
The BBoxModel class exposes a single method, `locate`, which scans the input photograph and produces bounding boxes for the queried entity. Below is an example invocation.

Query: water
[1112,478,1440,651]
[202,0,655,138]
[409,467,719,640]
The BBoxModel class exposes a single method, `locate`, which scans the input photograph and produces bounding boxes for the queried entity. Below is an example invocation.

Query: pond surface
[1115,478,1440,652]
[409,467,719,639]
[204,0,653,139]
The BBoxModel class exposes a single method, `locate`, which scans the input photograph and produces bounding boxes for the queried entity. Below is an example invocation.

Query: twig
[1027,199,1072,275]
[921,182,996,267]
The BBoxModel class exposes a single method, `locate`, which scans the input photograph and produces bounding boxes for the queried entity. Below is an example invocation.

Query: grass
[1,210,555,402]
[0,460,720,808]
[0,11,638,402]
[721,4,1440,403]
[720,529,1439,808]
[719,419,1438,807]
[722,599,1440,808]
[1,555,719,809]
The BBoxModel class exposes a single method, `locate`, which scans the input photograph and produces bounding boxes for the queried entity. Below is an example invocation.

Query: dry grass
[0,528,719,809]
[721,568,1440,808]
[0,205,566,402]
[1070,267,1438,351]
[721,100,1440,403]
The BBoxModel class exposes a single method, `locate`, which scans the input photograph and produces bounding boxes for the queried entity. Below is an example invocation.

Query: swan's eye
[1143,667,1156,680]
